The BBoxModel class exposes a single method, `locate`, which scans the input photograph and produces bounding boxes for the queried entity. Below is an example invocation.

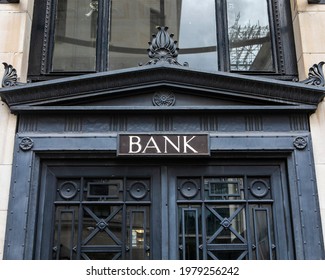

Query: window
[28,0,297,81]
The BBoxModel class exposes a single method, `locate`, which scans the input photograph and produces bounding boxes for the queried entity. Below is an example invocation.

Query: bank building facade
[0,0,325,260]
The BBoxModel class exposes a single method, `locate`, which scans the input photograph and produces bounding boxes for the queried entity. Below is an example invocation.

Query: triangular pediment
[1,64,324,112]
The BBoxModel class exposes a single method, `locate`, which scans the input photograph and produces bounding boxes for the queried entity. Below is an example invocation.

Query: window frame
[27,0,297,82]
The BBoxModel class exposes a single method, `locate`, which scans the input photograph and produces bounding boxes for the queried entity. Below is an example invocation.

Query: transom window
[28,0,297,81]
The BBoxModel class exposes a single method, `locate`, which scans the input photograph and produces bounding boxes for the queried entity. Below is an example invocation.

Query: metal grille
[178,176,275,260]
[52,178,151,260]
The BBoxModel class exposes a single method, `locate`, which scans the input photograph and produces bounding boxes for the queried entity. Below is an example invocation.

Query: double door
[38,161,294,260]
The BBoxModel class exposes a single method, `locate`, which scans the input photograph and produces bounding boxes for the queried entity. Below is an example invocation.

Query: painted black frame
[27,0,298,82]
[4,136,324,260]
[36,162,162,260]
[32,158,294,260]
[1,63,324,259]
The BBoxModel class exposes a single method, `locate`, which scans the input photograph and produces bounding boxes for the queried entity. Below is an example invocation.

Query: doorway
[36,160,294,260]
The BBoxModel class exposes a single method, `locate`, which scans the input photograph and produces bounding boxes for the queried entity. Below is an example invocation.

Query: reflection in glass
[127,207,150,260]
[110,0,217,71]
[210,250,247,260]
[179,208,200,260]
[82,252,120,260]
[206,205,246,244]
[52,176,153,260]
[227,0,274,71]
[53,207,78,260]
[52,0,97,71]
[85,179,123,201]
[82,205,123,255]
[204,178,244,200]
[253,208,273,260]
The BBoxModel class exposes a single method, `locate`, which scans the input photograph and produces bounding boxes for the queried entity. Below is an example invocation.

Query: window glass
[227,0,274,72]
[48,0,278,74]
[110,0,217,71]
[52,0,98,71]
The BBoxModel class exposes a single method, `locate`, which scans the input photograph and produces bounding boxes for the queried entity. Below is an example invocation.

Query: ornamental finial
[142,26,188,66]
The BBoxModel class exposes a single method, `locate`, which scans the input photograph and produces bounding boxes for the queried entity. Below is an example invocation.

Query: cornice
[0,64,324,109]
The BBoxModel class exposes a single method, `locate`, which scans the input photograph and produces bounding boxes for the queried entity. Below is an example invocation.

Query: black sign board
[118,134,210,156]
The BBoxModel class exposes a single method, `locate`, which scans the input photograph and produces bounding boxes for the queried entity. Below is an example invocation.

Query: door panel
[38,162,293,260]
[38,165,161,260]
[168,165,293,260]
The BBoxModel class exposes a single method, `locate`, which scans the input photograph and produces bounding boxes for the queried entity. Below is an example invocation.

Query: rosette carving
[152,91,176,106]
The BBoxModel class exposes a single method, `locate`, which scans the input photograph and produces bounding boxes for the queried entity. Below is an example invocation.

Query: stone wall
[291,0,325,246]
[0,0,34,259]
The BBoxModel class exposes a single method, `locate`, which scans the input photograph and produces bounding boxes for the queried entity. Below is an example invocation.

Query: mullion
[96,0,109,71]
[243,175,253,260]
[47,0,60,73]
[216,0,229,71]
[268,0,280,73]
[77,177,84,260]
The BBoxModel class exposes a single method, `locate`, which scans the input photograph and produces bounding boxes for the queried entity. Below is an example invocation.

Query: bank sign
[118,134,210,156]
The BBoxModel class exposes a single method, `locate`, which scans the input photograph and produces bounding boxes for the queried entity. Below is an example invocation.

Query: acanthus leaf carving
[141,26,188,67]
[1,63,26,88]
[295,61,325,87]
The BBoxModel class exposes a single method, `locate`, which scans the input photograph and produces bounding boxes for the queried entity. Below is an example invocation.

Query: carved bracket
[1,63,26,87]
[296,61,325,87]
[142,26,188,67]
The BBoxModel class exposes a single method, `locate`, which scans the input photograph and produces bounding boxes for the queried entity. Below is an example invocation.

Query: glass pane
[52,0,97,71]
[206,205,246,244]
[179,207,200,260]
[82,205,123,246]
[255,209,271,259]
[110,0,217,71]
[53,206,78,260]
[84,179,123,201]
[227,0,274,72]
[127,207,150,260]
[82,252,121,260]
[250,206,275,260]
[204,177,244,200]
[209,250,247,260]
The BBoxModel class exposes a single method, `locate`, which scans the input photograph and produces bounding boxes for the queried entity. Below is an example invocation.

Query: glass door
[37,165,162,260]
[167,164,294,260]
[37,161,294,260]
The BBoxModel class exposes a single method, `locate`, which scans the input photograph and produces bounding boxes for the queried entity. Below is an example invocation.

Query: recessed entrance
[35,159,293,260]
